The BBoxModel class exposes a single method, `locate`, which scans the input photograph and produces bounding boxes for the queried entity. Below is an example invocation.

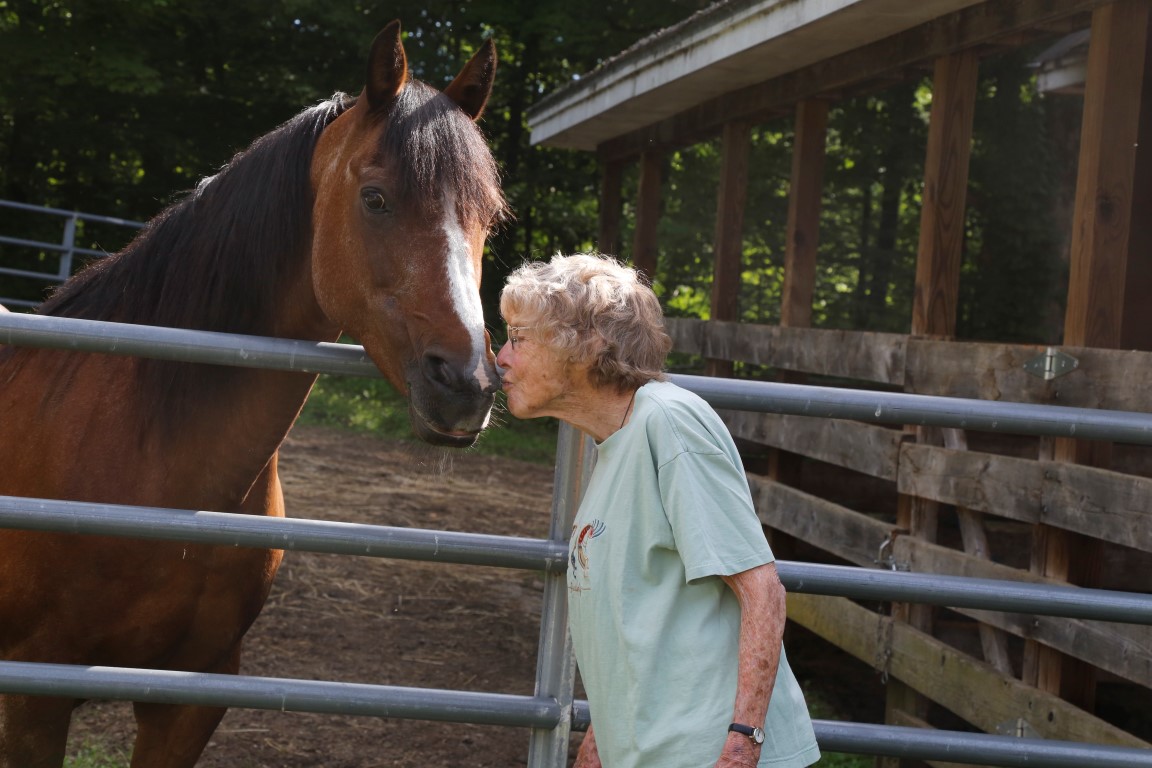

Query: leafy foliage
[0,1,1076,342]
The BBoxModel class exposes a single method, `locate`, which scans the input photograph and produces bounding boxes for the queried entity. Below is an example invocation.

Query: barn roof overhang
[526,0,1100,156]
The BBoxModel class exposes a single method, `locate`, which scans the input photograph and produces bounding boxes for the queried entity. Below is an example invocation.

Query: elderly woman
[497,253,820,768]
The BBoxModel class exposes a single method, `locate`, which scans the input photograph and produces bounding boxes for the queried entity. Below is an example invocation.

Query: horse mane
[24,95,351,438]
[39,95,352,333]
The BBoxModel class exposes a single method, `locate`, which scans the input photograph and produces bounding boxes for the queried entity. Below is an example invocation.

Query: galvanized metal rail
[2,311,1151,766]
[5,312,1152,445]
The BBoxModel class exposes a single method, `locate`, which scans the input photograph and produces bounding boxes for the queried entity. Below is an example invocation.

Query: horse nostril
[422,352,480,395]
[423,354,454,388]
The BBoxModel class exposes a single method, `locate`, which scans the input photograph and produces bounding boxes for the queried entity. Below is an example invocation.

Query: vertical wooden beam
[1025,0,1151,711]
[631,151,663,280]
[769,101,830,557]
[911,50,979,338]
[1063,1,1148,349]
[706,121,752,378]
[1119,7,1152,353]
[781,100,829,329]
[597,160,624,258]
[885,51,979,767]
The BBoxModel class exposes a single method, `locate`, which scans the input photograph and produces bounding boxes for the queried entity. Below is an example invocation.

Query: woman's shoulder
[639,379,712,419]
[637,380,728,450]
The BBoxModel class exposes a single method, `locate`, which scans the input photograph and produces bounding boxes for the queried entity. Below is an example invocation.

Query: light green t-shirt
[567,380,820,768]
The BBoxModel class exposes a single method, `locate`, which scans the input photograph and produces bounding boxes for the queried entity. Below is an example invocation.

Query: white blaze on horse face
[440,194,494,394]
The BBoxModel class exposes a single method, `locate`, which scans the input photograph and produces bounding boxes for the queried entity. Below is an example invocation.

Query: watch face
[752,727,765,745]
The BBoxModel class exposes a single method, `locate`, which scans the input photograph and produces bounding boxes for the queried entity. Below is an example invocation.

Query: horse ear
[443,38,496,121]
[365,20,407,110]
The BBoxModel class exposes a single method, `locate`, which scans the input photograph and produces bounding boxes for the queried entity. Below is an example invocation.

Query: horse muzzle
[405,351,498,447]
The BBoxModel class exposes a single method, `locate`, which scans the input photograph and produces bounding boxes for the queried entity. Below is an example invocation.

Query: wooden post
[911,51,979,339]
[597,160,624,258]
[1120,6,1152,354]
[1024,0,1150,711]
[884,50,978,767]
[631,151,663,280]
[769,101,829,556]
[706,121,752,378]
[780,100,829,330]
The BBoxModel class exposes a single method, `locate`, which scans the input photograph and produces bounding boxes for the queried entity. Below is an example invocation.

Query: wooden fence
[667,316,1152,756]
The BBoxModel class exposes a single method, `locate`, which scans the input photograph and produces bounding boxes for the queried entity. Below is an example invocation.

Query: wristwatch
[728,722,765,745]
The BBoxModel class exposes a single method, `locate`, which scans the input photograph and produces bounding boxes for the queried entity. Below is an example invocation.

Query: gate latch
[875,532,910,572]
[1024,347,1078,381]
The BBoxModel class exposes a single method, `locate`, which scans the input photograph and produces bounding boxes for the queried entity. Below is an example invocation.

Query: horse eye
[360,188,390,214]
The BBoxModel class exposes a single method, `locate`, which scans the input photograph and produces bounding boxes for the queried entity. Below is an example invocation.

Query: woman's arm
[716,562,787,768]
[574,725,601,768]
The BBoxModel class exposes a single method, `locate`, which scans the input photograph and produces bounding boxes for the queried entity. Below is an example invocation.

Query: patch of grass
[803,684,874,768]
[64,744,128,768]
[298,374,559,465]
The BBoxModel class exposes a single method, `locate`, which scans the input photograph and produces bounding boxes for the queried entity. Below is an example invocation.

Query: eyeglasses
[506,325,532,351]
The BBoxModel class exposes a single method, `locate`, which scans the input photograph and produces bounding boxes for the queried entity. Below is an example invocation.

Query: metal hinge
[1024,347,1079,380]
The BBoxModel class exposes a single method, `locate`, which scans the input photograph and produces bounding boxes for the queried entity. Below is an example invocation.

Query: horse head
[310,21,505,447]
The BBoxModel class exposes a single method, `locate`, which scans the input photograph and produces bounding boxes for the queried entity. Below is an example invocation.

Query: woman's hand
[715,731,760,767]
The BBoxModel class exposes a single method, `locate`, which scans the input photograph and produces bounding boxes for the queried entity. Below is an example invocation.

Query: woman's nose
[495,340,511,369]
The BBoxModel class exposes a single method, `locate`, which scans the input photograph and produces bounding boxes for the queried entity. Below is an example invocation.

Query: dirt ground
[65,424,877,767]
[67,425,567,767]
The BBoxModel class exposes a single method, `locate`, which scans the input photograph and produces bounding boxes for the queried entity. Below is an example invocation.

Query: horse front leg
[128,644,240,768]
[0,693,76,768]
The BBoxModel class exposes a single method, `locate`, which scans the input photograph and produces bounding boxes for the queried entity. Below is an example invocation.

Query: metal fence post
[59,214,78,280]
[527,423,595,767]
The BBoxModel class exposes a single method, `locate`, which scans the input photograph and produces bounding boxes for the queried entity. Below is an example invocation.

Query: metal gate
[2,311,1152,767]
[0,199,143,309]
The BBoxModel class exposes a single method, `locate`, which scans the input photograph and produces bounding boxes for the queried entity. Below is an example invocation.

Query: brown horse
[0,21,505,768]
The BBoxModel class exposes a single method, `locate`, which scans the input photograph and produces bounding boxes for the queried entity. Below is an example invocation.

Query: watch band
[728,722,765,744]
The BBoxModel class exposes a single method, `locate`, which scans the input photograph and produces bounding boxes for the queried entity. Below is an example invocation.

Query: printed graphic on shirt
[568,519,605,593]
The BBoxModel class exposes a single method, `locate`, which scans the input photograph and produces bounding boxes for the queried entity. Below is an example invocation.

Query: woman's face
[495,318,586,421]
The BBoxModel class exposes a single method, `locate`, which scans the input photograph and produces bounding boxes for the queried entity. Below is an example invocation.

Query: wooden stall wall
[667,318,1152,752]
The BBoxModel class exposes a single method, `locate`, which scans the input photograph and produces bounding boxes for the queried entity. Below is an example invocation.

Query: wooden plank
[905,338,1152,410]
[668,322,1152,415]
[692,321,907,384]
[723,409,903,481]
[786,593,1150,747]
[1041,459,1152,552]
[912,50,978,338]
[748,475,891,568]
[897,443,1043,525]
[898,444,1152,552]
[664,316,704,355]
[631,151,662,280]
[781,100,828,330]
[890,525,1045,585]
[957,605,1152,689]
[597,160,624,257]
[942,427,1013,676]
[598,0,1109,162]
[883,533,1152,687]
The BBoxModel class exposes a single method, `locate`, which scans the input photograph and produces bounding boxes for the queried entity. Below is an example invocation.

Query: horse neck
[30,101,348,497]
